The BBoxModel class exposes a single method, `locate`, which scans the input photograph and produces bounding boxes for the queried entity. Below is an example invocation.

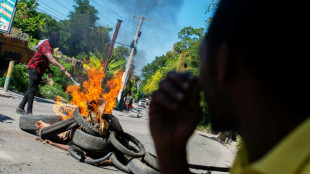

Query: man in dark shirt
[16,32,70,115]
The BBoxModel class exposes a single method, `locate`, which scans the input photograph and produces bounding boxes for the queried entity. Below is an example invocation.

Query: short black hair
[205,0,309,119]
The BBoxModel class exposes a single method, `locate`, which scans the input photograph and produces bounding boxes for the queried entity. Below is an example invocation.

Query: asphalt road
[0,90,234,174]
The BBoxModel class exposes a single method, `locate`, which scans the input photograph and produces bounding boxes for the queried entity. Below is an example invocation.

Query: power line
[89,0,116,27]
[93,0,120,19]
[36,6,65,20]
[91,0,137,32]
[127,0,150,17]
[115,41,130,47]
[37,0,68,18]
[52,0,72,12]
[36,7,62,21]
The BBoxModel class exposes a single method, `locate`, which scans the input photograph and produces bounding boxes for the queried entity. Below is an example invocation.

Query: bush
[0,64,29,92]
[39,83,70,102]
[48,60,73,91]
[38,60,73,101]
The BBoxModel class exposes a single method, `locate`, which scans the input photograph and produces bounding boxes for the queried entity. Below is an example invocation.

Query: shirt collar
[251,117,310,173]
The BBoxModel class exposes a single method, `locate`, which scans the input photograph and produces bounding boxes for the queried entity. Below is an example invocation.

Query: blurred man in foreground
[150,0,309,173]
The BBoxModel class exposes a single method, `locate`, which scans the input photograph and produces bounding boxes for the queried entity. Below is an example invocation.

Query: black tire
[73,108,100,136]
[103,114,123,133]
[128,158,159,174]
[19,115,63,131]
[39,117,76,139]
[110,153,130,173]
[68,145,113,165]
[143,153,160,171]
[72,129,111,152]
[109,131,145,157]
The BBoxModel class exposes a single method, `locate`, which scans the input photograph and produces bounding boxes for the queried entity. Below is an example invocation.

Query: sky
[36,0,212,75]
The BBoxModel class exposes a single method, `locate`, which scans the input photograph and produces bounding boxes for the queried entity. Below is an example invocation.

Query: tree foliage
[174,27,204,53]
[141,26,205,95]
[53,0,112,59]
[140,26,208,127]
[13,0,45,39]
[205,0,220,25]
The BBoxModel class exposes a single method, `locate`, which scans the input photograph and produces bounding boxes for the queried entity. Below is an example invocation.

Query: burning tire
[39,117,77,139]
[142,153,160,171]
[72,129,111,152]
[73,108,100,136]
[109,131,145,157]
[19,115,63,131]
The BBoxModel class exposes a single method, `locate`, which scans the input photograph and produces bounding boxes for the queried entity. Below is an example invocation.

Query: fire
[53,62,123,120]
[53,96,73,120]
[102,71,123,114]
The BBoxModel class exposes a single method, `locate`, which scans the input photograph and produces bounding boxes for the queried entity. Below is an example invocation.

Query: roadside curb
[195,130,238,155]
[0,87,55,104]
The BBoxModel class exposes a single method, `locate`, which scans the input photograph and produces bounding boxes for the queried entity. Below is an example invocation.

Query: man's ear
[216,43,237,87]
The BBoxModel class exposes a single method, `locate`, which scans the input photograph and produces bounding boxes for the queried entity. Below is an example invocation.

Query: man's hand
[149,71,202,174]
[64,71,71,78]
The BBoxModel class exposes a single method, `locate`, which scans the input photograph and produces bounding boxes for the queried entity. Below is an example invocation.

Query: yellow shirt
[230,117,310,174]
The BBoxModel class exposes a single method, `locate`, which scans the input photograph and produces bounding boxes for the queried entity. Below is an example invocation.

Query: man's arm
[44,52,67,74]
[149,72,202,174]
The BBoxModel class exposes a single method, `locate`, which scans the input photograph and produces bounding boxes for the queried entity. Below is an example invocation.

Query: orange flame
[102,71,123,114]
[55,63,123,118]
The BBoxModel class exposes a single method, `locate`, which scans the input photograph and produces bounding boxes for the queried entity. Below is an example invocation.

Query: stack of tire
[19,108,160,174]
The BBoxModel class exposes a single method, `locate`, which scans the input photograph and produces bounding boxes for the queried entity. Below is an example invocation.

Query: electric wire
[37,0,68,18]
[52,0,72,12]
[36,7,62,21]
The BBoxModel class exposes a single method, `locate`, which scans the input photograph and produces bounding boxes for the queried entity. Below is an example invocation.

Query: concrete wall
[0,33,34,72]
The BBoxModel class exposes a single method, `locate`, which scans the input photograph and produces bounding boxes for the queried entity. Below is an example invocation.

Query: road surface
[0,89,235,174]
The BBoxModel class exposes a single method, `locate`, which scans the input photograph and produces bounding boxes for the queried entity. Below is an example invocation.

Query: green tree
[39,13,61,39]
[111,46,130,62]
[174,26,204,53]
[58,0,112,58]
[13,0,46,39]
[205,0,220,24]
[141,53,175,84]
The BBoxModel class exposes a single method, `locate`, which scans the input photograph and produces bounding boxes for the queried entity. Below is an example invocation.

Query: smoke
[111,0,185,74]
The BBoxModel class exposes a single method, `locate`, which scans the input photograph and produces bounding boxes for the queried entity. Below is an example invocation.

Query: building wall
[0,34,34,69]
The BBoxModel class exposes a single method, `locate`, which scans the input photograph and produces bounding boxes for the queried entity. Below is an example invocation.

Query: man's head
[199,0,309,131]
[49,32,59,48]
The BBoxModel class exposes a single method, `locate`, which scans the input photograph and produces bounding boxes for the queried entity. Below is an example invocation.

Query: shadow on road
[0,114,15,123]
[198,133,219,142]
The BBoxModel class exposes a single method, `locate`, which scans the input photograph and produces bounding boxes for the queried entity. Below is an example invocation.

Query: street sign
[0,0,18,33]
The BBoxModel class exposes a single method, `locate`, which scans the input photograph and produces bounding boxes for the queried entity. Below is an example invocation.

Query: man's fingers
[151,91,177,111]
[159,80,184,101]
[166,71,195,91]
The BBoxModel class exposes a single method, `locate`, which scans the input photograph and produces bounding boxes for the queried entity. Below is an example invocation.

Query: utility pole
[4,61,15,92]
[117,15,150,108]
[103,19,122,73]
